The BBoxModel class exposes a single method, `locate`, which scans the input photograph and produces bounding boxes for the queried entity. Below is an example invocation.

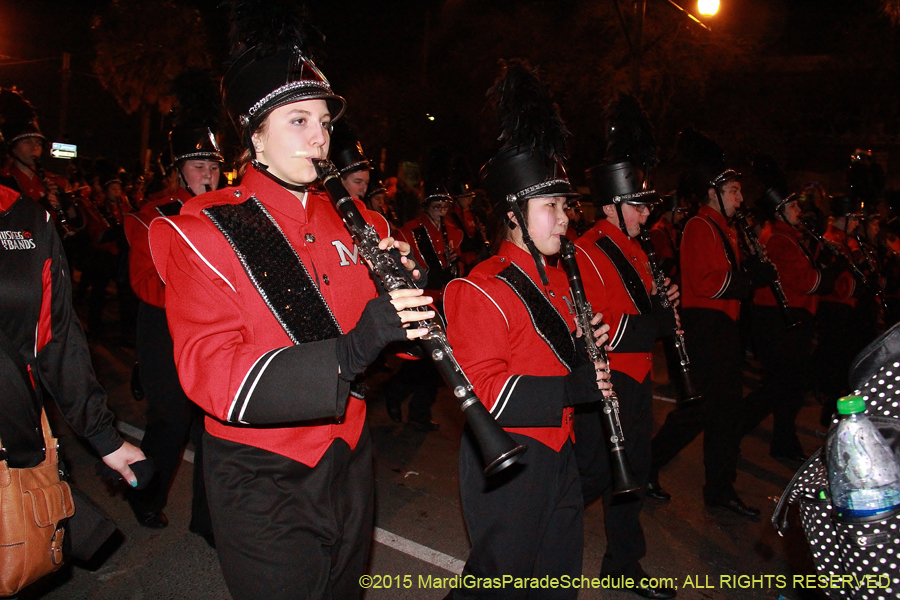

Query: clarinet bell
[610,445,642,496]
[463,399,527,476]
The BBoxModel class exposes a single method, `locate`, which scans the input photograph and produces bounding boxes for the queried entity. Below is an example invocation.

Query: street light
[698,0,719,16]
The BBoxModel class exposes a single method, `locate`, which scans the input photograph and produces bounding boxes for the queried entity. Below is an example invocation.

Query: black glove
[745,257,778,288]
[336,294,410,381]
[563,360,604,406]
[719,271,753,299]
[652,295,678,337]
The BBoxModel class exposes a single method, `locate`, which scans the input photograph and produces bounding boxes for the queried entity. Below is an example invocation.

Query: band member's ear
[506,210,518,230]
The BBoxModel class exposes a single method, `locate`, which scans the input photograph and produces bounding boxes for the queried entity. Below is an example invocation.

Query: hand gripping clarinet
[733,211,800,329]
[637,229,701,404]
[559,236,641,495]
[313,159,526,475]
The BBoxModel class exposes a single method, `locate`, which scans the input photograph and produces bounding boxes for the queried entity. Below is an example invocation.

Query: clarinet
[33,159,82,239]
[313,159,526,476]
[637,229,701,404]
[798,219,888,311]
[440,220,460,278]
[559,236,640,496]
[733,211,800,328]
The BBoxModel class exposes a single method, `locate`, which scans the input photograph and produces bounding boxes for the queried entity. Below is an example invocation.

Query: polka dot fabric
[776,362,900,599]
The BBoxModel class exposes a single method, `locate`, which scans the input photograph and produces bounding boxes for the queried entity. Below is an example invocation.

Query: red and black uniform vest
[148,168,391,467]
[574,219,656,384]
[753,219,822,315]
[444,241,577,451]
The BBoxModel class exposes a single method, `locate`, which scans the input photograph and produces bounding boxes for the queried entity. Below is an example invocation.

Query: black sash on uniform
[706,215,739,271]
[155,200,183,217]
[594,236,653,315]
[496,262,577,371]
[412,225,444,272]
[203,197,342,345]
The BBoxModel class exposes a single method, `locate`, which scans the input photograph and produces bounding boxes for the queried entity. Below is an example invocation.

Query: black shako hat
[365,166,387,200]
[329,119,370,177]
[830,194,863,219]
[479,60,578,209]
[0,88,46,148]
[676,127,741,197]
[222,1,345,135]
[168,70,224,166]
[586,94,659,210]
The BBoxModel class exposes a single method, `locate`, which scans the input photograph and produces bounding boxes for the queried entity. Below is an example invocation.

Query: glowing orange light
[698,0,719,16]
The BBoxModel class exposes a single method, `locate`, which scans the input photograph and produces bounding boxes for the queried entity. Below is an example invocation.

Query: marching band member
[444,59,610,599]
[122,71,222,540]
[573,94,678,599]
[147,4,429,598]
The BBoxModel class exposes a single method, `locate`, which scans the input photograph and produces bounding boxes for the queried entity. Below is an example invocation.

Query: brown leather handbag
[0,410,75,596]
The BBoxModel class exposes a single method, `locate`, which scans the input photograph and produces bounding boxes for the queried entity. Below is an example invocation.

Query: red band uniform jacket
[574,219,655,384]
[397,214,463,302]
[681,205,742,321]
[753,220,822,315]
[820,225,858,307]
[444,241,575,451]
[148,168,391,467]
[124,187,192,308]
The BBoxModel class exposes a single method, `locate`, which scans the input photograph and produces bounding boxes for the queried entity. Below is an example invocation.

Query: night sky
[0,0,892,190]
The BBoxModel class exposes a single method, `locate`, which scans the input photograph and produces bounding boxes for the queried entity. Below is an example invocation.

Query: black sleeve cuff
[491,375,565,428]
[232,340,351,425]
[817,267,838,296]
[609,313,657,353]
[719,271,752,299]
[88,427,125,459]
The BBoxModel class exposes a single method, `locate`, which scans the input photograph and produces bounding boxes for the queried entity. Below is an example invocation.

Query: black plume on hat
[604,94,657,172]
[169,69,224,165]
[675,127,738,198]
[586,93,659,207]
[423,146,453,205]
[480,59,577,205]
[0,88,45,147]
[752,154,792,215]
[223,0,344,132]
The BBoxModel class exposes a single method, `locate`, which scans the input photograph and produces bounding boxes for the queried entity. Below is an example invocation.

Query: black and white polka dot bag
[773,322,900,600]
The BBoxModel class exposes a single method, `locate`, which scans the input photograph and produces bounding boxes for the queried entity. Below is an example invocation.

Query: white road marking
[115,421,462,573]
[374,528,465,575]
[653,394,676,403]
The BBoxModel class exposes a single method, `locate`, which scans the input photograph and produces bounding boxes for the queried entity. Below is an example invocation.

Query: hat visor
[620,190,661,206]
[254,91,347,127]
[520,179,581,202]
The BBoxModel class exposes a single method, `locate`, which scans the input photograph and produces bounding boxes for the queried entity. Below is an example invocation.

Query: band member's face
[181,159,221,195]
[458,194,474,210]
[342,169,369,199]
[105,182,122,202]
[11,137,43,167]
[368,192,386,213]
[710,181,742,217]
[780,200,802,226]
[602,202,649,237]
[426,200,450,224]
[846,216,860,234]
[252,99,331,187]
[519,195,569,256]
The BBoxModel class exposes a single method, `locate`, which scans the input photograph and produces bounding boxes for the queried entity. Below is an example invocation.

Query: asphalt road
[18,326,830,600]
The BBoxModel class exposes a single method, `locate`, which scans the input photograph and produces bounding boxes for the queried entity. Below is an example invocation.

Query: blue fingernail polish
[130,480,138,488]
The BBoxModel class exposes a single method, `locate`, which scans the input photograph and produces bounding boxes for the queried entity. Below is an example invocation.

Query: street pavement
[20,326,831,600]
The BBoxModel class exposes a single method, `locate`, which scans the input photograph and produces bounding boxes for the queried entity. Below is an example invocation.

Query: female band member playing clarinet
[444,60,611,599]
[148,4,430,599]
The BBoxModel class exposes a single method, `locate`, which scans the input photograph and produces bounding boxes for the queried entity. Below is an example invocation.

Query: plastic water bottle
[826,395,900,520]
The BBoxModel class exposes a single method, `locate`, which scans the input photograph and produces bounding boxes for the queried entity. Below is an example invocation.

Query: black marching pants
[812,301,855,416]
[204,429,374,600]
[128,302,210,531]
[573,372,651,577]
[741,305,815,455]
[451,431,583,600]
[649,308,744,502]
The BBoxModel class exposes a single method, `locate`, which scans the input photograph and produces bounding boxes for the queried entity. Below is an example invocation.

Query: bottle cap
[836,395,866,415]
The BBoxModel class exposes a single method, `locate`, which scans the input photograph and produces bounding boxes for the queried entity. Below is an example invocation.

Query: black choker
[251,160,309,193]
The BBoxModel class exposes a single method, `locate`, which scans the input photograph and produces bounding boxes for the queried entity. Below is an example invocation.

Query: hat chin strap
[713,187,729,222]
[507,195,549,286]
[251,160,309,193]
[614,201,629,238]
